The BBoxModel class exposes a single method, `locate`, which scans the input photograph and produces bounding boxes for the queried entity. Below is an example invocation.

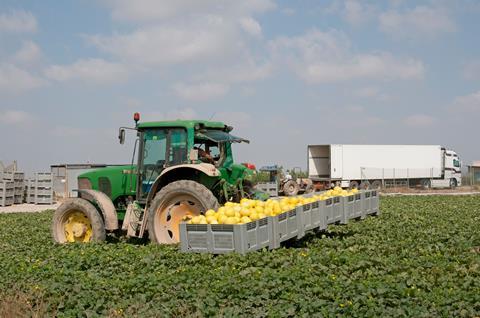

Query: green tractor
[52,114,258,244]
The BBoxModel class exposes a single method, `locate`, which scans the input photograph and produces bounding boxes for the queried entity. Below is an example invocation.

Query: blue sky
[0,0,479,175]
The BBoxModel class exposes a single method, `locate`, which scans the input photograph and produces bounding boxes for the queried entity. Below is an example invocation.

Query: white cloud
[172,82,229,101]
[463,60,480,80]
[88,21,239,67]
[0,10,37,33]
[214,111,253,130]
[342,0,376,26]
[193,60,272,84]
[380,5,456,39]
[269,29,424,83]
[239,17,262,37]
[403,114,436,127]
[44,58,129,84]
[0,63,45,94]
[0,110,34,124]
[451,90,480,112]
[354,86,391,101]
[13,41,41,64]
[103,0,275,22]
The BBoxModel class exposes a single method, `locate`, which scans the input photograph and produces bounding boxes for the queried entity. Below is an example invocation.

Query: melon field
[0,196,479,317]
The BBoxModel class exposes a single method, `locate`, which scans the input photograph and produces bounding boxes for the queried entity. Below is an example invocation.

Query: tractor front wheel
[148,180,219,244]
[52,198,106,243]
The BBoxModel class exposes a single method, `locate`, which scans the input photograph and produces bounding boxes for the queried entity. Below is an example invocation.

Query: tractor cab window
[193,139,224,167]
[141,129,167,195]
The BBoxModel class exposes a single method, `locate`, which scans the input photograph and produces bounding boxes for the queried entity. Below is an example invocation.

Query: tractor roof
[137,119,227,130]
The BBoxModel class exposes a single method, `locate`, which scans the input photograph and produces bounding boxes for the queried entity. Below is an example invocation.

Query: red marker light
[134,112,140,123]
[242,163,256,170]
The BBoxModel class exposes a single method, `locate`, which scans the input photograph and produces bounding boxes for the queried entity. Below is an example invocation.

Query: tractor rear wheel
[283,180,299,196]
[52,198,106,243]
[148,180,219,244]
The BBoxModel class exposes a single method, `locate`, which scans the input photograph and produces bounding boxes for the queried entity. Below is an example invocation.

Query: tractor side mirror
[119,128,126,145]
[189,149,198,162]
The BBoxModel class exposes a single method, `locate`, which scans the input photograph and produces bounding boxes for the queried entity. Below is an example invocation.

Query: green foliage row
[0,196,479,317]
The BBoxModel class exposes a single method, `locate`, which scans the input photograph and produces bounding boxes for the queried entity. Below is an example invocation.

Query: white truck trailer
[307,145,462,189]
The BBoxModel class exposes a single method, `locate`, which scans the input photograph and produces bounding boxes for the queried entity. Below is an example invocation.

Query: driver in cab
[194,146,214,164]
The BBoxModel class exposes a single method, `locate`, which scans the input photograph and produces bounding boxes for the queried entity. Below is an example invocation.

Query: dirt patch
[0,203,59,214]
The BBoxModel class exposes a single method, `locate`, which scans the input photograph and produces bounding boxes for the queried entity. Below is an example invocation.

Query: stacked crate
[3,172,26,204]
[27,173,54,204]
[0,180,14,206]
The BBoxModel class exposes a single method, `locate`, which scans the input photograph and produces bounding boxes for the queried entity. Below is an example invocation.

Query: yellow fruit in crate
[225,207,235,217]
[258,213,266,219]
[225,217,238,224]
[205,210,216,217]
[218,215,228,224]
[255,206,264,214]
[210,219,219,224]
[240,216,252,224]
[190,216,201,224]
[240,208,251,217]
[256,200,265,207]
[225,202,234,207]
[218,207,226,214]
[264,207,274,216]
[250,212,259,221]
[235,211,241,218]
[233,205,242,213]
[240,198,249,205]
[206,215,217,224]
[273,205,281,215]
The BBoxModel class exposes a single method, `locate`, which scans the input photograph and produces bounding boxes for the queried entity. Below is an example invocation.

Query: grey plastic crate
[14,195,24,204]
[324,197,343,225]
[0,181,15,196]
[180,218,274,254]
[363,191,372,215]
[2,172,24,181]
[34,188,53,196]
[270,207,304,248]
[0,196,14,207]
[34,172,53,181]
[343,193,364,221]
[302,201,325,232]
[370,190,380,215]
[33,195,54,205]
[14,187,24,195]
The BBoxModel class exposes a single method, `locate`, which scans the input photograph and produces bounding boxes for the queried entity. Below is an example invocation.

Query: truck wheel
[421,179,431,189]
[349,181,359,189]
[283,180,299,196]
[371,180,382,189]
[304,184,314,194]
[450,178,457,189]
[359,181,370,190]
[52,198,106,243]
[148,180,219,244]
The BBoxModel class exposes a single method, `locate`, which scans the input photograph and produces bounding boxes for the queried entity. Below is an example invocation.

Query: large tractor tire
[148,180,219,244]
[52,198,106,243]
[283,180,300,196]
